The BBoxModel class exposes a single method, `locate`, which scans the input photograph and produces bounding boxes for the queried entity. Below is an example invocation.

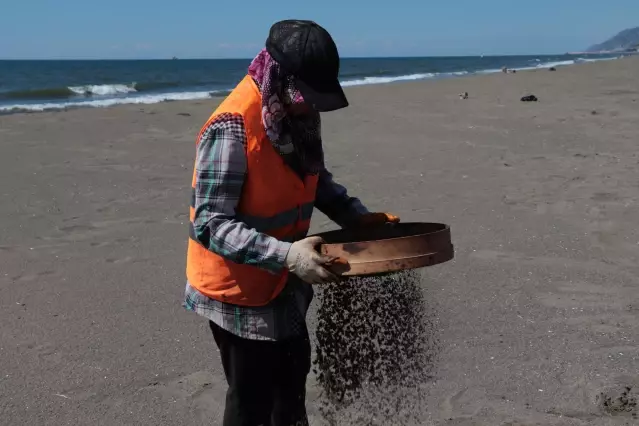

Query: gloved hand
[356,212,400,227]
[285,236,339,284]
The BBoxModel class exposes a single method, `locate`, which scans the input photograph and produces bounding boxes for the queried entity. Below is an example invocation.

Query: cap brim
[295,77,348,112]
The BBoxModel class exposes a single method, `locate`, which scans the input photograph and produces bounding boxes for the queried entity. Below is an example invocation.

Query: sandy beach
[1,57,639,425]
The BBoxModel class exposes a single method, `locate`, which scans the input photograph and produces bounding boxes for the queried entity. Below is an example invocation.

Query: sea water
[0,54,621,113]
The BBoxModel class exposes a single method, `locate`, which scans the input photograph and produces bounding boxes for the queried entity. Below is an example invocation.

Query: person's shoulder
[205,112,245,132]
[200,113,247,145]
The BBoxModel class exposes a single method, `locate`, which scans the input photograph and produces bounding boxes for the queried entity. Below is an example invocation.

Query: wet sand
[1,57,638,425]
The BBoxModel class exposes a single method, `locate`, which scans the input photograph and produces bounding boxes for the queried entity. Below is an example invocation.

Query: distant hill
[587,27,639,52]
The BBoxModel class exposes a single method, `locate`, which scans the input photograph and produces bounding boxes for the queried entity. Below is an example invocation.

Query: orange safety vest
[187,75,319,307]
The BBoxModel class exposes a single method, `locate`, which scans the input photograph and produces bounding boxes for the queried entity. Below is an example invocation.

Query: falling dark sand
[313,270,439,425]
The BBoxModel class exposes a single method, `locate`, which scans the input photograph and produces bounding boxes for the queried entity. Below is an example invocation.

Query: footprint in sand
[17,341,66,366]
[90,236,138,248]
[104,256,151,265]
[57,224,99,233]
[12,269,60,283]
[104,256,134,264]
[591,191,622,203]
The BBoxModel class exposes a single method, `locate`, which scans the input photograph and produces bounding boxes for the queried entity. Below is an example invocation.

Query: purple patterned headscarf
[248,49,324,174]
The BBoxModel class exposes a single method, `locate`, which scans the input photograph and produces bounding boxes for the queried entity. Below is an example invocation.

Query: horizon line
[0,52,609,61]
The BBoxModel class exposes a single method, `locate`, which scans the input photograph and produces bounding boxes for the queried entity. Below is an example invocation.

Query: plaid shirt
[184,112,368,341]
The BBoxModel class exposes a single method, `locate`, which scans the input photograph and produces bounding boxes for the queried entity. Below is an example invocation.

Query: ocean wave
[341,73,436,86]
[69,81,190,95]
[68,83,137,96]
[535,60,576,68]
[340,71,472,87]
[476,68,504,74]
[575,56,619,63]
[0,81,187,102]
[0,90,221,113]
[0,83,137,101]
[479,56,619,75]
[524,56,618,70]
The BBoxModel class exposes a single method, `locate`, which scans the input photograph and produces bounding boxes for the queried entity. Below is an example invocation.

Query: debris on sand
[521,95,538,102]
[313,270,438,425]
[597,385,638,419]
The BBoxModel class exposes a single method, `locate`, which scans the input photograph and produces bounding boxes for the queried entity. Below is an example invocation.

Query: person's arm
[192,113,290,273]
[313,168,369,228]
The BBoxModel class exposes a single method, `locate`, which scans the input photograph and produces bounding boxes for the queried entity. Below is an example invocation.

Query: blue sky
[1,1,637,59]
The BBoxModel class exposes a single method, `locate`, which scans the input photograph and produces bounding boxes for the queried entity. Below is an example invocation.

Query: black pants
[209,321,311,426]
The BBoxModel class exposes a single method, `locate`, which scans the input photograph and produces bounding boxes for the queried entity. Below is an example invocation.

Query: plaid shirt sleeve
[314,168,369,228]
[192,113,291,273]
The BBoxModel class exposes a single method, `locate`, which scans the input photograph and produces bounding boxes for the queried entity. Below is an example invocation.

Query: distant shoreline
[0,53,625,114]
[0,52,624,61]
[568,50,638,55]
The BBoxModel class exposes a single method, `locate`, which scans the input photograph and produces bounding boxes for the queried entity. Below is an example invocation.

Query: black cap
[266,20,348,112]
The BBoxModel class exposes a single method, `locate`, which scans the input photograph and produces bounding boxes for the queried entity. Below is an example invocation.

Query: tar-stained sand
[1,57,639,425]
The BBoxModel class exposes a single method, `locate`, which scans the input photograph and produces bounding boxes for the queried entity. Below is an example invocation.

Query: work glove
[285,236,339,284]
[355,212,401,227]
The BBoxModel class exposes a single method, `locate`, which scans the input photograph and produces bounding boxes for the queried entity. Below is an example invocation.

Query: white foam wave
[476,68,504,75]
[479,56,619,75]
[575,56,619,63]
[340,71,471,87]
[449,71,470,76]
[68,83,137,96]
[508,61,572,72]
[536,60,575,68]
[340,73,436,87]
[528,56,618,70]
[0,90,217,113]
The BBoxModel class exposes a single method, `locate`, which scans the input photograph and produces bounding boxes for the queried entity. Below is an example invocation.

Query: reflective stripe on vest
[190,188,314,233]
